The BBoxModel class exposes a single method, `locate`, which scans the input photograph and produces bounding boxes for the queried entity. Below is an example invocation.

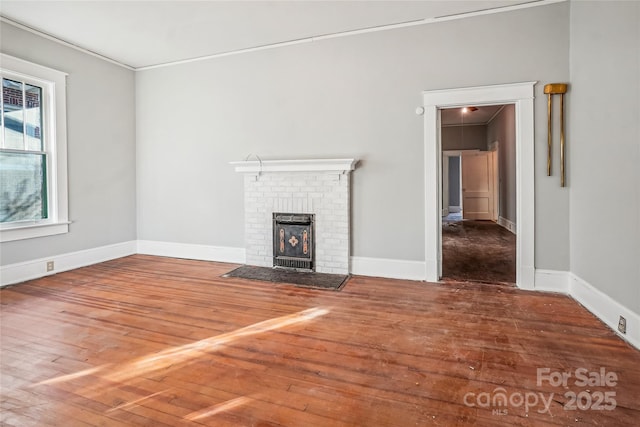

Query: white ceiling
[441,105,505,126]
[0,0,539,69]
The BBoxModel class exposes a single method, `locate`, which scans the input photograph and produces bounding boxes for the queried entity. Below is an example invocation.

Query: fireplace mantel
[233,157,355,275]
[230,158,357,175]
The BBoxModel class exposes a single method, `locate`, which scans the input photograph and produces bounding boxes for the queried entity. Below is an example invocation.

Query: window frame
[0,54,69,242]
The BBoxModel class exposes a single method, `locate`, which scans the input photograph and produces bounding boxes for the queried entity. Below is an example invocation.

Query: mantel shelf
[230,158,358,174]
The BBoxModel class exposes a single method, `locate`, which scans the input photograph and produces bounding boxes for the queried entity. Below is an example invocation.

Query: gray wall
[442,125,487,151]
[136,2,570,265]
[569,2,640,313]
[0,23,137,265]
[1,1,635,323]
[487,104,516,223]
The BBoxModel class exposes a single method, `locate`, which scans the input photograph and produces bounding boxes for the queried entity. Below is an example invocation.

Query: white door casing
[461,151,494,220]
[442,155,449,217]
[490,145,499,222]
[423,82,536,289]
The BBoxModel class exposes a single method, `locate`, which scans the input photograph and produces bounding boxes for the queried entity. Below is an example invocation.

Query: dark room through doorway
[440,105,516,284]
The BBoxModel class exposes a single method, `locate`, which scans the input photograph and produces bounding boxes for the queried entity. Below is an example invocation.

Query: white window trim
[0,53,69,242]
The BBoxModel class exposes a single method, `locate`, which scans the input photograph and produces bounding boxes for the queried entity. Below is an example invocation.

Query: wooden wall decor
[544,83,569,187]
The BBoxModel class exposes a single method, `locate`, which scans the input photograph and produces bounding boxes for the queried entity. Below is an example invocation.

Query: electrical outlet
[46,261,54,272]
[618,316,627,334]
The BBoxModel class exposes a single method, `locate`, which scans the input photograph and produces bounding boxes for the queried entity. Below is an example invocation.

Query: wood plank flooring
[442,220,516,284]
[1,254,639,426]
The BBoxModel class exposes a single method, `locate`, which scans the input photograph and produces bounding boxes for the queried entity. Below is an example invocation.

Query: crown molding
[2,1,566,71]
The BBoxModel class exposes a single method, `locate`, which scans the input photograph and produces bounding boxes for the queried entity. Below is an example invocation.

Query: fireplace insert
[273,213,314,271]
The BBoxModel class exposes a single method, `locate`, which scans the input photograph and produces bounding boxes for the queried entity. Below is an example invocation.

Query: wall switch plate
[618,316,627,334]
[46,261,54,272]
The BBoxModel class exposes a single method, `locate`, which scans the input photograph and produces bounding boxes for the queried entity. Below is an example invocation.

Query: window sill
[0,221,70,243]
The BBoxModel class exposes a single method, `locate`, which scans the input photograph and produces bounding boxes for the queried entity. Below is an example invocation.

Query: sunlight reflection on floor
[34,306,330,416]
[185,396,255,420]
[106,388,172,413]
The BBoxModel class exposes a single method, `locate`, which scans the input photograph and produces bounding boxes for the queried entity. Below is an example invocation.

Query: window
[0,54,68,242]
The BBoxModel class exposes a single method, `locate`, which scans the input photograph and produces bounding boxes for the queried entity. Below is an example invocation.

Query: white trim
[423,82,536,290]
[0,54,69,243]
[0,53,69,77]
[569,273,640,350]
[137,240,245,264]
[442,151,463,219]
[489,141,499,222]
[533,270,639,349]
[534,269,569,293]
[441,150,449,218]
[443,151,462,157]
[424,103,441,281]
[350,256,425,281]
[497,216,516,234]
[3,243,637,350]
[137,0,565,71]
[1,1,564,72]
[140,38,315,71]
[230,158,357,175]
[0,240,136,287]
[0,16,135,71]
[0,221,70,242]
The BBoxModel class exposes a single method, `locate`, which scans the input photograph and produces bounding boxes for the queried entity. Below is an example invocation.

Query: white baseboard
[350,256,425,281]
[3,241,637,351]
[569,273,639,350]
[534,269,569,293]
[137,240,245,264]
[533,269,639,350]
[0,240,137,287]
[498,216,516,234]
[519,265,536,290]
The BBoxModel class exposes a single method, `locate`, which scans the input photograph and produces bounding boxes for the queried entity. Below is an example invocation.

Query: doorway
[439,106,516,284]
[422,82,536,289]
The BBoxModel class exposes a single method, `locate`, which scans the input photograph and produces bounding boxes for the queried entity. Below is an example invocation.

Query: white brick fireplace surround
[230,159,357,275]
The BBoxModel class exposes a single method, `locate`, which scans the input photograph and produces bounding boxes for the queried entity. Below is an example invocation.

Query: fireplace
[273,213,314,271]
[230,158,357,275]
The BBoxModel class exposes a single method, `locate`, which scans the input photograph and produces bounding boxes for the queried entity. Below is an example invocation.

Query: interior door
[462,152,494,220]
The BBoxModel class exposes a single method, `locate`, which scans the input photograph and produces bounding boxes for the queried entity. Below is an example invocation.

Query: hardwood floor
[1,255,639,426]
[442,220,516,284]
